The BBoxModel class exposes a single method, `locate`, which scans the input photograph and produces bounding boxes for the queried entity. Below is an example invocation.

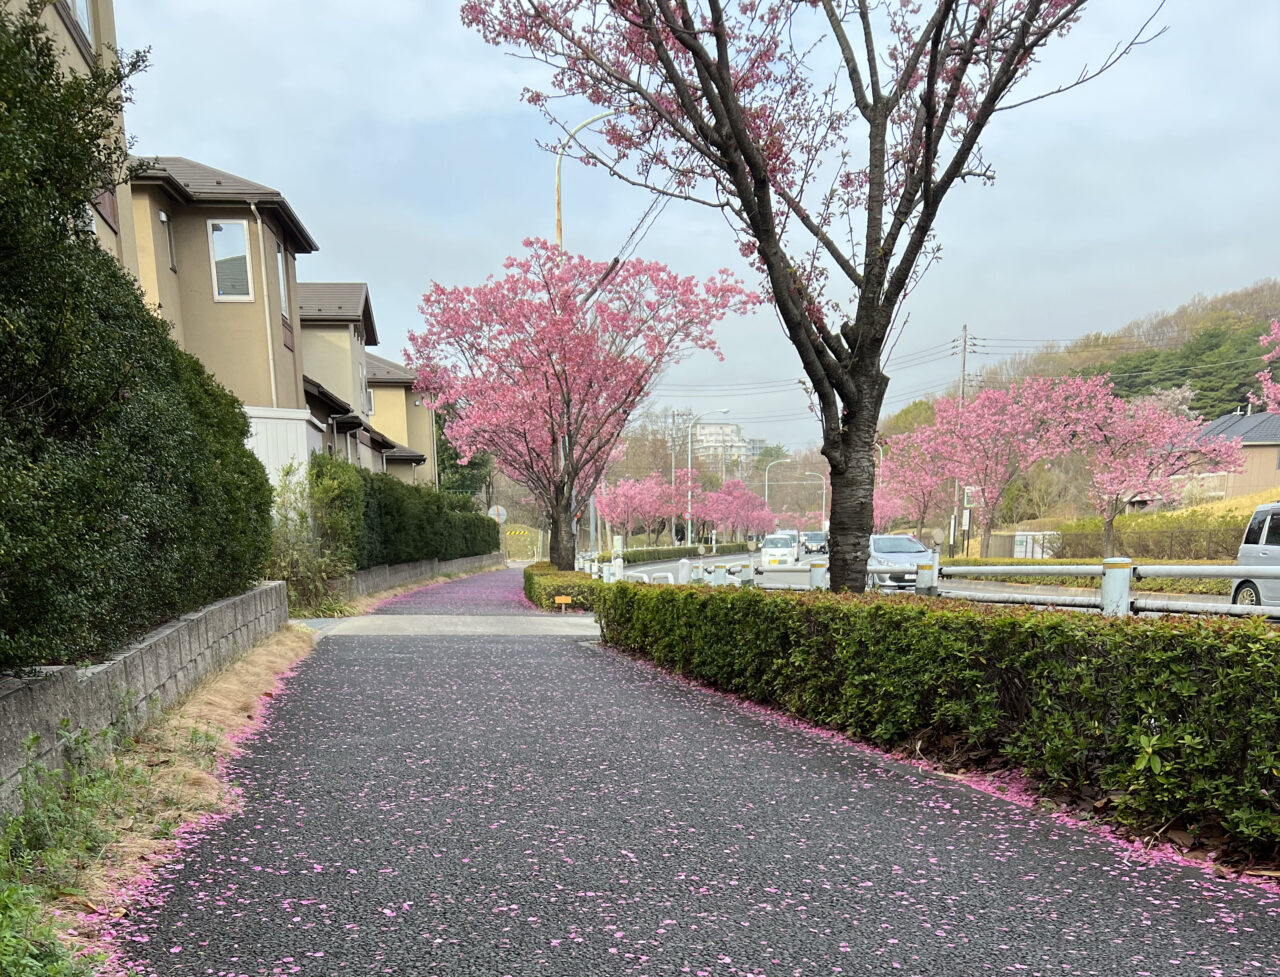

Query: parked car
[756,533,797,569]
[801,531,828,554]
[1232,502,1280,604]
[867,534,931,591]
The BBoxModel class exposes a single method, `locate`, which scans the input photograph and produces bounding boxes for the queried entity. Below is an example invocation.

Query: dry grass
[65,625,315,909]
[1182,487,1280,519]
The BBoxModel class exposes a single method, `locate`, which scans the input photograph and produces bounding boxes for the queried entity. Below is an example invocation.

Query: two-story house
[129,157,319,481]
[14,0,139,274]
[366,353,437,486]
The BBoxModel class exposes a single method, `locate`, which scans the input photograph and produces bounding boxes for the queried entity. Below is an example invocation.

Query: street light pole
[873,442,884,487]
[687,408,729,543]
[764,457,788,511]
[805,472,828,530]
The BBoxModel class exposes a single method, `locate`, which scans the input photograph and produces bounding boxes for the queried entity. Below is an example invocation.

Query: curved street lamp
[805,471,828,531]
[763,457,789,511]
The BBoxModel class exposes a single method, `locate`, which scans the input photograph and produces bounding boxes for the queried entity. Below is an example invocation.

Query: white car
[867,534,931,591]
[1231,502,1280,605]
[757,533,797,568]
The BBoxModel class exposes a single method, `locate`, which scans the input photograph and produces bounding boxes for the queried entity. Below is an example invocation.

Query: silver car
[1232,503,1280,605]
[867,534,931,591]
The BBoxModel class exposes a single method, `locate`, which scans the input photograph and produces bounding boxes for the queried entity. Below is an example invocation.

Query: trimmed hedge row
[309,454,498,569]
[523,562,603,611]
[596,542,752,564]
[945,558,1232,596]
[596,584,1280,854]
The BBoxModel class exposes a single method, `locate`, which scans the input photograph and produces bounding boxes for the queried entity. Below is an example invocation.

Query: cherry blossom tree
[1071,391,1243,557]
[702,479,773,541]
[872,484,908,533]
[463,0,1162,591]
[1253,319,1280,410]
[930,376,1111,555]
[879,429,953,536]
[411,239,755,569]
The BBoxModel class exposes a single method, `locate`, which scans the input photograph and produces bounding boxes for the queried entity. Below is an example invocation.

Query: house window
[207,220,253,301]
[71,0,94,44]
[276,242,290,319]
[359,362,373,414]
[91,187,118,233]
[158,210,177,271]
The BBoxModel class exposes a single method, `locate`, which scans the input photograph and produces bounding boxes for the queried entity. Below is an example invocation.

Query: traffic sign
[487,505,508,524]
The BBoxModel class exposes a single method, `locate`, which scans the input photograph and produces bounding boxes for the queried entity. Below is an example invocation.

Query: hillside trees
[410,239,754,569]
[465,0,1159,591]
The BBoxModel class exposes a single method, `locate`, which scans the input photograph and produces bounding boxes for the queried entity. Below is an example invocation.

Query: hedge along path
[51,625,315,960]
[591,579,1280,860]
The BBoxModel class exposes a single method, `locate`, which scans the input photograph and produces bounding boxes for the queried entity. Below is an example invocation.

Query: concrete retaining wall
[0,581,288,813]
[337,552,507,598]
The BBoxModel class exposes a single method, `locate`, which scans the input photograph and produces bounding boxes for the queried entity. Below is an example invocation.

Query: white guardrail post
[914,559,937,597]
[1100,557,1133,616]
[677,559,691,585]
[809,561,829,590]
[690,562,704,583]
[590,561,600,579]
[711,564,728,587]
[613,557,624,582]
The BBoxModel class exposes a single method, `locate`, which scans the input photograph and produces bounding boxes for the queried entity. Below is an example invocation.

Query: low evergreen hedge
[596,542,752,564]
[596,584,1280,854]
[308,455,498,569]
[523,562,603,611]
[944,557,1231,596]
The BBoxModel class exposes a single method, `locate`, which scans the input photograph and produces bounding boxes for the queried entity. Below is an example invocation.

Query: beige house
[367,353,437,485]
[129,157,319,481]
[1197,410,1280,500]
[13,0,139,273]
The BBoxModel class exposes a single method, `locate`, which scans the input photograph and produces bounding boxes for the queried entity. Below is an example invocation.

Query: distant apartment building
[129,157,318,481]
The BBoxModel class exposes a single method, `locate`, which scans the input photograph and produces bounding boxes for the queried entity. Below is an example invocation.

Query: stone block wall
[0,581,288,813]
[337,552,506,598]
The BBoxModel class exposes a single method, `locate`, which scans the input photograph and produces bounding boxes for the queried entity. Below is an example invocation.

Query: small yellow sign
[554,595,573,605]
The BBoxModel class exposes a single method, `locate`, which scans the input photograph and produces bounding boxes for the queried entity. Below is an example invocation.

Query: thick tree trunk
[826,409,878,593]
[548,501,576,570]
[1103,516,1116,558]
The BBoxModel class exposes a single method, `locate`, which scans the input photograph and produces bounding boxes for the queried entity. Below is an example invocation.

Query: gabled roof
[1201,410,1280,445]
[366,352,416,386]
[130,156,319,254]
[296,282,379,346]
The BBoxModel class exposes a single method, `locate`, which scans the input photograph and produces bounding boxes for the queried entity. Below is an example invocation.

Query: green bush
[596,542,752,564]
[1055,511,1246,561]
[596,584,1280,854]
[523,563,603,611]
[308,455,498,570]
[944,557,1232,596]
[265,463,353,614]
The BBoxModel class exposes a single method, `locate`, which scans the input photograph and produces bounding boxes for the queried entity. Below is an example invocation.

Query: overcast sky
[116,0,1280,457]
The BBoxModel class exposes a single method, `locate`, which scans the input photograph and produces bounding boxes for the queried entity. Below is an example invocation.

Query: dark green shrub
[307,456,498,570]
[0,5,270,667]
[523,563,603,611]
[596,585,1280,854]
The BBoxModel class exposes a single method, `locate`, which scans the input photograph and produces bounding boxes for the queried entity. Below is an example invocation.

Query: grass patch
[0,625,315,970]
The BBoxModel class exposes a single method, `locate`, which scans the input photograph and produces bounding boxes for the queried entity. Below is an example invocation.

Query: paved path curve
[124,568,1280,976]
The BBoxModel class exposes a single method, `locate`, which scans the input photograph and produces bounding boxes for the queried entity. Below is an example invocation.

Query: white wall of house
[244,406,311,484]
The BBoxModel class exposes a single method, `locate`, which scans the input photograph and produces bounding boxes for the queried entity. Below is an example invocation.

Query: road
[119,568,1280,976]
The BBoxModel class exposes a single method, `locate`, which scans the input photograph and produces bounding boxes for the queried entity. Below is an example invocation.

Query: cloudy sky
[116,0,1280,456]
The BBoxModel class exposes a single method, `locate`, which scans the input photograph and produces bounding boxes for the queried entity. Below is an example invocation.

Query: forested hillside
[884,280,1280,430]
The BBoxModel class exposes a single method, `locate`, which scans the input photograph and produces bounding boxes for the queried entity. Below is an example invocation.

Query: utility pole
[950,323,968,558]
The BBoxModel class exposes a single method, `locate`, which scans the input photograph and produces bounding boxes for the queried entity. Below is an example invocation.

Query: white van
[1232,502,1280,604]
[758,533,796,567]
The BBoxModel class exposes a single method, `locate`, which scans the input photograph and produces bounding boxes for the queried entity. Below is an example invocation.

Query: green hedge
[309,455,498,569]
[1055,511,1246,561]
[596,585,1280,854]
[944,557,1232,596]
[523,562,603,611]
[0,7,271,668]
[597,542,752,564]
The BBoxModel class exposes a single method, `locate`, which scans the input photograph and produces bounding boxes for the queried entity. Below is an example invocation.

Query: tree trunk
[826,410,878,593]
[1103,515,1116,558]
[548,500,576,570]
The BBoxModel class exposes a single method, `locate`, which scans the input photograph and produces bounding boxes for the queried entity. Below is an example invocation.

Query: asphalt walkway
[122,568,1280,976]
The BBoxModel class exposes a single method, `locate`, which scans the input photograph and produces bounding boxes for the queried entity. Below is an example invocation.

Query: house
[16,0,139,275]
[366,353,437,486]
[128,157,319,482]
[1197,409,1280,500]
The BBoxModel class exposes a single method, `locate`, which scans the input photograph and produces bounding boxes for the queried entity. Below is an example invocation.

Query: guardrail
[916,557,1280,618]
